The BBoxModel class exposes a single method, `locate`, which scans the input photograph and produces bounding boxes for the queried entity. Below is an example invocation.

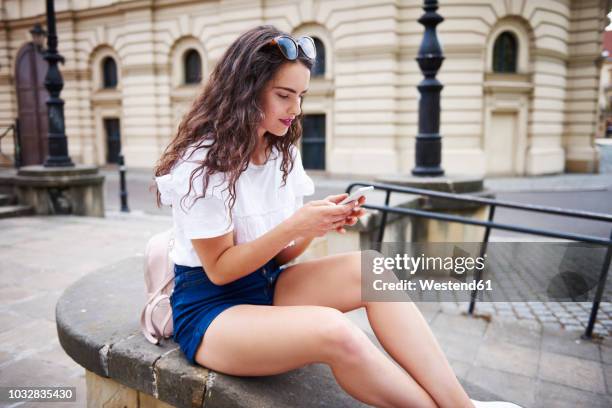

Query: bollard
[118,153,130,212]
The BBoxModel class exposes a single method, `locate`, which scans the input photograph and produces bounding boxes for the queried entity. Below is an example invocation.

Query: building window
[184,49,202,84]
[102,57,118,88]
[493,31,518,73]
[312,37,325,77]
[301,114,326,170]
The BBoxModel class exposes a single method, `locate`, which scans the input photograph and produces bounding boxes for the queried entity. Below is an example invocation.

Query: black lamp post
[42,0,74,167]
[412,0,444,176]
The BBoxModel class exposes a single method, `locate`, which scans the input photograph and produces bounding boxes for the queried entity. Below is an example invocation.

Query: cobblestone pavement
[444,301,612,338]
[395,239,612,338]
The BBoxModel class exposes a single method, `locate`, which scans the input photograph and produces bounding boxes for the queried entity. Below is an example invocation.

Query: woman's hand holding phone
[325,193,367,234]
[288,193,367,239]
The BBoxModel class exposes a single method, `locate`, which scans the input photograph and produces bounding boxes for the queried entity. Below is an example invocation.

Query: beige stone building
[597,29,612,138]
[0,0,608,176]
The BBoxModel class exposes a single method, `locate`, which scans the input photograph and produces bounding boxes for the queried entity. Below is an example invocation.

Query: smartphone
[338,186,374,205]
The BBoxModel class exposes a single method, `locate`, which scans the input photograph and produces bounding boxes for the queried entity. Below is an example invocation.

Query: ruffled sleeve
[156,146,234,239]
[171,159,230,205]
[155,173,175,206]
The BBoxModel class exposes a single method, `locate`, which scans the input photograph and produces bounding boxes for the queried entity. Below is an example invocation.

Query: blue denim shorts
[170,257,286,364]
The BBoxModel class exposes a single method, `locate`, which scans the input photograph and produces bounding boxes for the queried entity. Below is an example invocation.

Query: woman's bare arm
[192,201,354,285]
[273,194,367,266]
[274,236,314,266]
[191,219,297,285]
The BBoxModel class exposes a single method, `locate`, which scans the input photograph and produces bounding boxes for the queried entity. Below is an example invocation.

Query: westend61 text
[373,279,493,292]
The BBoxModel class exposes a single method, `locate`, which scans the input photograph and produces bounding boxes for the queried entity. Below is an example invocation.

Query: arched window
[312,37,325,77]
[102,57,118,88]
[184,49,202,84]
[493,31,518,73]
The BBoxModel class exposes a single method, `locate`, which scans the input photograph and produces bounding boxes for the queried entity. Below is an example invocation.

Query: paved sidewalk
[0,213,172,407]
[0,213,610,407]
[483,173,612,192]
[348,303,612,408]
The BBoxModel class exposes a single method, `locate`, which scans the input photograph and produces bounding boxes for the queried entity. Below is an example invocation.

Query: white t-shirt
[155,143,315,267]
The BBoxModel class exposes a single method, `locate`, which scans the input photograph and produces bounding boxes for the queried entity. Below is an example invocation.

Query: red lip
[280,119,293,126]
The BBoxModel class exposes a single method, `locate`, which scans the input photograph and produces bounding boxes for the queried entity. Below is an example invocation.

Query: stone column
[563,0,606,173]
[119,7,161,167]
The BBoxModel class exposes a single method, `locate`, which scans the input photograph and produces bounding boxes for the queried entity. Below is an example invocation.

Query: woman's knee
[315,308,371,365]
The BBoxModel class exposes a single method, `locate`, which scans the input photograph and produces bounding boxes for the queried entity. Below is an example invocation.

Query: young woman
[154,25,521,408]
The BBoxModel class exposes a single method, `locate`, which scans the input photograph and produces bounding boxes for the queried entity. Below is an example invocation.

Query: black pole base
[44,155,74,167]
[413,132,443,176]
[411,166,444,177]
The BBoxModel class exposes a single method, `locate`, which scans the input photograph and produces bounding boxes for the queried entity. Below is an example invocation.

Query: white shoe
[470,399,523,408]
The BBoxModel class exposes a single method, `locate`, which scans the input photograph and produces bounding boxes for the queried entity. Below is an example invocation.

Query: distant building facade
[598,29,612,140]
[0,0,607,176]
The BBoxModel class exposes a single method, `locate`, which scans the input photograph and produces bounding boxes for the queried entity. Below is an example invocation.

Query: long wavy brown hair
[154,25,314,222]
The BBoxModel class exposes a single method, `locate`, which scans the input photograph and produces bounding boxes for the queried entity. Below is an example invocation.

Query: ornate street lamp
[12,0,104,217]
[412,0,444,176]
[42,0,74,167]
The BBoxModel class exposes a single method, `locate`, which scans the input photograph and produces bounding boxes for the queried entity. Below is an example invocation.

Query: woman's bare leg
[273,251,473,408]
[365,301,471,407]
[196,304,437,408]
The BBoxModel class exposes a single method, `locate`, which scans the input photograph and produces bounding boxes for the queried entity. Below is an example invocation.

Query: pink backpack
[140,229,175,344]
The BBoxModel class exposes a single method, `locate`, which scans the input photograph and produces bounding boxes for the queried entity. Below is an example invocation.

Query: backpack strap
[140,273,175,344]
[150,294,171,340]
[141,302,160,344]
[149,295,172,340]
[160,300,173,334]
[145,272,175,306]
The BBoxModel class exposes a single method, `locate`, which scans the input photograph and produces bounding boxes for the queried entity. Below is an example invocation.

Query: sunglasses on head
[268,35,316,60]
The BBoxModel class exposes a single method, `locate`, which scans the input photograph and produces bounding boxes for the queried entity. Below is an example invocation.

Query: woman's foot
[470,399,523,408]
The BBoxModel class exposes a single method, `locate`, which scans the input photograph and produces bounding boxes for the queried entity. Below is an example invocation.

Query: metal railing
[346,181,612,339]
[0,119,21,168]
